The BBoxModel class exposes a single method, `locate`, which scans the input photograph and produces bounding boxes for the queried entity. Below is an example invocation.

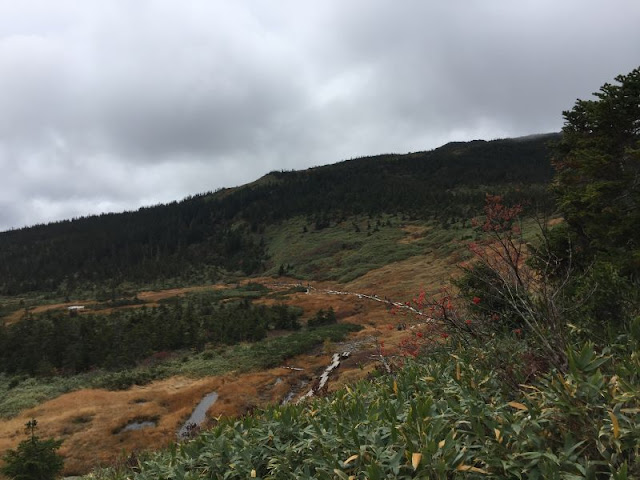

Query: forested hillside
[0,134,557,295]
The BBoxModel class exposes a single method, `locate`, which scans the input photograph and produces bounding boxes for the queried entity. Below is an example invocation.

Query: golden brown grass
[345,252,457,300]
[0,376,218,474]
[0,250,455,475]
[0,353,365,476]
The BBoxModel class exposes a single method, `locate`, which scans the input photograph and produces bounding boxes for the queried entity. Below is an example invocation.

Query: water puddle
[122,420,156,432]
[177,391,218,438]
[114,416,157,433]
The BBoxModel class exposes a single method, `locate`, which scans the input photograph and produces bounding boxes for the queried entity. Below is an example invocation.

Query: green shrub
[566,261,635,339]
[1,419,64,480]
[308,307,337,328]
[93,369,157,391]
[99,339,637,479]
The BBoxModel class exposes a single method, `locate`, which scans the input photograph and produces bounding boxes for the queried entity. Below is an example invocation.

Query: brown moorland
[0,252,457,476]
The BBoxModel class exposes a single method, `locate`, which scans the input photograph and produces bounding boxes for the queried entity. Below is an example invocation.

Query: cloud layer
[1,0,639,230]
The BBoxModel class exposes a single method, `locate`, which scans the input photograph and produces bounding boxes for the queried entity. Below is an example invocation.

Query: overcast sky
[1,1,639,231]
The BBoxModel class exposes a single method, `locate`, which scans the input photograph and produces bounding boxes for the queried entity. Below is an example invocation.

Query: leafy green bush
[565,262,635,339]
[95,338,637,480]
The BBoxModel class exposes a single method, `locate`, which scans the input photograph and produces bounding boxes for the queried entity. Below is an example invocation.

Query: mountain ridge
[0,133,559,295]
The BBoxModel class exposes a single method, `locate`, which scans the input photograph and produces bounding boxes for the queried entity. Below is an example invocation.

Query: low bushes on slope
[94,334,638,479]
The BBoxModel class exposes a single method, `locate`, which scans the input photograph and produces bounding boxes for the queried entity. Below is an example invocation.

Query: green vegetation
[0,291,302,376]
[308,307,337,328]
[0,301,21,319]
[92,337,638,479]
[265,215,477,283]
[265,215,412,281]
[0,323,360,418]
[1,61,636,480]
[1,419,64,480]
[553,67,640,277]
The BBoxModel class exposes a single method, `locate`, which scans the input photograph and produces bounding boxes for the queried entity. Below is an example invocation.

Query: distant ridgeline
[0,134,558,294]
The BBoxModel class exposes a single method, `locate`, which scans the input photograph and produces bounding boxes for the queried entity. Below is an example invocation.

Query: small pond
[121,420,156,432]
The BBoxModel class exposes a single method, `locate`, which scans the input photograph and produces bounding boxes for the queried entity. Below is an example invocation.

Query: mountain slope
[0,133,559,295]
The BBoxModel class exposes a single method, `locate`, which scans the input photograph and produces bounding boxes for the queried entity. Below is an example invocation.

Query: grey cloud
[313,1,640,130]
[1,0,639,231]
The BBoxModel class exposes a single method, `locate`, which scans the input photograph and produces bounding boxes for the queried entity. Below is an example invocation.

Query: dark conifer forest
[0,292,302,376]
[0,134,558,295]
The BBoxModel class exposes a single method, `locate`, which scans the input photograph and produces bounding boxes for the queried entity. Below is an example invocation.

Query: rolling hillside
[0,133,558,296]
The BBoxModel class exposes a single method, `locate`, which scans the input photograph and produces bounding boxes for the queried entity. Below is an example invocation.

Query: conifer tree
[1,419,64,480]
[553,67,640,275]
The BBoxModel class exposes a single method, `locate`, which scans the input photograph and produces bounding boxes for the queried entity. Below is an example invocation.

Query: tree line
[0,295,302,376]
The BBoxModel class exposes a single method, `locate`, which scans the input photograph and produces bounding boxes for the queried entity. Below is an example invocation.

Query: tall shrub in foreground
[452,194,570,371]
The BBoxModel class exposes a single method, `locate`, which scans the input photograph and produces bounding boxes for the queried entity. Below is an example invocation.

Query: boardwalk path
[268,282,434,320]
[267,282,434,402]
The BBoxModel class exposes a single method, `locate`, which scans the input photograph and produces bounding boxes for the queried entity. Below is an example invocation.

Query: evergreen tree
[1,419,64,480]
[553,67,640,276]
